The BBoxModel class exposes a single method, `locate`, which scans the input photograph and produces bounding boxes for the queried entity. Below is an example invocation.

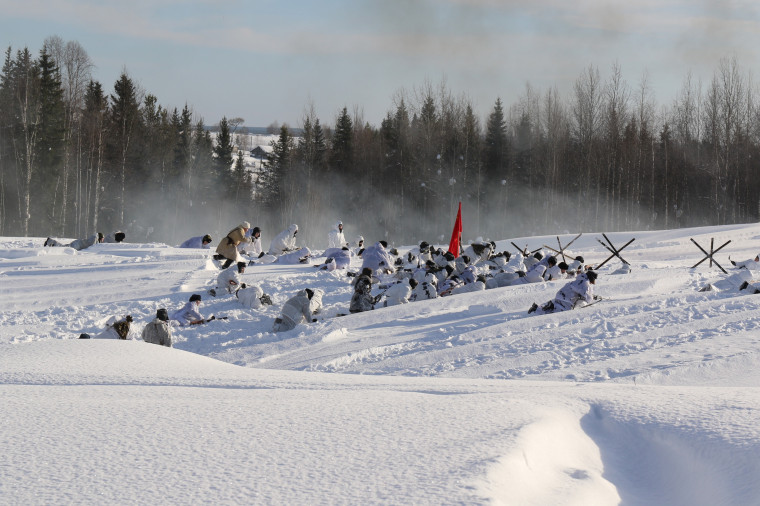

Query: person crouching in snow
[239,226,264,258]
[382,278,411,306]
[171,294,215,326]
[210,261,247,296]
[361,241,395,275]
[96,314,133,339]
[214,222,251,269]
[273,288,320,332]
[236,285,273,309]
[142,308,172,347]
[269,224,298,256]
[410,276,438,301]
[528,270,599,315]
[350,271,379,313]
[328,220,347,249]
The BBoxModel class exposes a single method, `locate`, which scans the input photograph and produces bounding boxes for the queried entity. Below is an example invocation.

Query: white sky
[1,0,759,127]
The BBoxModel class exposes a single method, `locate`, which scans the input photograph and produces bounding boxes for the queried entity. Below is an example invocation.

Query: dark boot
[528,302,538,314]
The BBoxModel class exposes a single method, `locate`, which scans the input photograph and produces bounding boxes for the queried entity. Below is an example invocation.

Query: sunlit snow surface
[2,225,760,505]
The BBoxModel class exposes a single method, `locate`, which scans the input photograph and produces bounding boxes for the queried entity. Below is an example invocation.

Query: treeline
[1,36,759,248]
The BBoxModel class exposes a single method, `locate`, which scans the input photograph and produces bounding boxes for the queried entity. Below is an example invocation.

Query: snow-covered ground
[2,224,760,505]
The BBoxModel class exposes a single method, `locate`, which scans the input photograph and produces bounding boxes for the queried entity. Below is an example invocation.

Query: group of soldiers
[72,219,604,345]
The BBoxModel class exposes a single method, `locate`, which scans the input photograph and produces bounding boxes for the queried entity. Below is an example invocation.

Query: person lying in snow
[528,270,599,315]
[730,254,760,270]
[104,231,126,243]
[179,234,212,249]
[272,288,321,332]
[276,247,311,264]
[44,232,104,250]
[171,294,216,326]
[316,247,353,271]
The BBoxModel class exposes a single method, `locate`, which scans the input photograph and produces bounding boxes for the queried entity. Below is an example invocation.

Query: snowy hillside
[2,224,760,505]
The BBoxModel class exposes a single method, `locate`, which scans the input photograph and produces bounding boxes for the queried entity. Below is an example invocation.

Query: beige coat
[216,226,250,260]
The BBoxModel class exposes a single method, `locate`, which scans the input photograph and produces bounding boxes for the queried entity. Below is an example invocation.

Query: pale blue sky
[2,0,759,128]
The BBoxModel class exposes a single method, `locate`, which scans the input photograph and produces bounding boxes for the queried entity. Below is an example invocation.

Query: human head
[586,270,598,284]
[305,288,314,299]
[237,261,247,273]
[337,221,343,231]
[379,240,388,249]
[533,252,543,260]
[361,267,373,277]
[575,255,584,263]
[156,308,169,321]
[240,221,251,230]
[189,293,202,304]
[252,227,261,238]
[547,256,557,267]
[558,261,569,272]
[202,234,212,245]
[114,232,126,243]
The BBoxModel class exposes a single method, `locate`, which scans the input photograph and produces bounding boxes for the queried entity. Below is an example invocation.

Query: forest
[1,36,758,247]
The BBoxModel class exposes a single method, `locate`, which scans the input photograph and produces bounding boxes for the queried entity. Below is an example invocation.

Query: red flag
[447,202,463,258]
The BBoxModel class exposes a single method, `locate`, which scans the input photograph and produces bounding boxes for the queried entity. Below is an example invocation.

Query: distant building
[251,145,273,160]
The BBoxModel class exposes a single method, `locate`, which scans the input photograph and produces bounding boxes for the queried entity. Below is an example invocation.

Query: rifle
[190,315,228,325]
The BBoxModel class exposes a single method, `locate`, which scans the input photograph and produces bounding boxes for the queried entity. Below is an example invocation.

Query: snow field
[3,224,760,504]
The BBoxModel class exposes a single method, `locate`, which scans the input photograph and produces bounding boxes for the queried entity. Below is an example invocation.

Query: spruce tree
[106,71,142,228]
[331,107,353,174]
[34,47,66,231]
[213,116,235,190]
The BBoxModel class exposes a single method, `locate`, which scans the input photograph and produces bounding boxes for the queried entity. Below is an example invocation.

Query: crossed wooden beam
[543,233,583,263]
[690,237,731,274]
[595,233,635,269]
[510,241,542,257]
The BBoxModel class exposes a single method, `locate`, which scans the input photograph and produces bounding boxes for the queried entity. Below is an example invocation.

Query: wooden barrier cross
[595,233,635,269]
[510,242,542,257]
[543,233,583,263]
[690,237,731,274]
